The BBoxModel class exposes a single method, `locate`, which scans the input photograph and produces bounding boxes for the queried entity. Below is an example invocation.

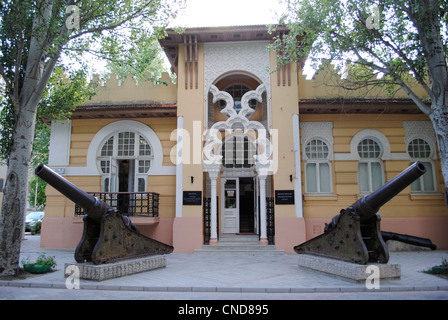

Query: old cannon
[294,161,426,264]
[35,164,173,265]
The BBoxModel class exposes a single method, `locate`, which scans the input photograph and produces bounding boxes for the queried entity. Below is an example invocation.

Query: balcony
[75,192,159,217]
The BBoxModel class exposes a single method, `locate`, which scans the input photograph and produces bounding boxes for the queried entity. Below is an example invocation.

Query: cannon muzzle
[35,164,108,223]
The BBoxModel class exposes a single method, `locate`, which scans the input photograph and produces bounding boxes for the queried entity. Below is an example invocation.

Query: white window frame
[97,130,154,193]
[303,138,333,195]
[357,137,385,194]
[407,136,437,193]
[220,134,257,170]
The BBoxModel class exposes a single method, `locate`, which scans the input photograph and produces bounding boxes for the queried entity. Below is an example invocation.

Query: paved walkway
[1,235,448,300]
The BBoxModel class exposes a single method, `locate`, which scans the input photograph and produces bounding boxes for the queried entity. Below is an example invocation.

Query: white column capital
[255,163,270,180]
[204,163,221,180]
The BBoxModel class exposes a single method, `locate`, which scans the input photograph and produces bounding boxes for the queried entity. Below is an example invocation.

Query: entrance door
[221,179,239,233]
[239,177,255,233]
[117,159,135,214]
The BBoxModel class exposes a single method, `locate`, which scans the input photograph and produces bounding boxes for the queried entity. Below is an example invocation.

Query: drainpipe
[292,114,303,218]
[176,116,183,218]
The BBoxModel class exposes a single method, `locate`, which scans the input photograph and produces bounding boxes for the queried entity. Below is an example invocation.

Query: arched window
[358,138,384,193]
[304,139,332,193]
[221,135,257,169]
[97,131,154,192]
[219,84,257,112]
[407,138,436,192]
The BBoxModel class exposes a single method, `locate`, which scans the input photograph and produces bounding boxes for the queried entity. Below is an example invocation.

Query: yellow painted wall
[86,72,177,105]
[300,114,447,219]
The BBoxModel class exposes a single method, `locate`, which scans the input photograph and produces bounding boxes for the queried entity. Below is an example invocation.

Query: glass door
[221,179,239,234]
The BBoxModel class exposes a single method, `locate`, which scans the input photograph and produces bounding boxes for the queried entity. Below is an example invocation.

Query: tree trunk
[429,102,448,206]
[0,0,53,277]
[0,107,37,276]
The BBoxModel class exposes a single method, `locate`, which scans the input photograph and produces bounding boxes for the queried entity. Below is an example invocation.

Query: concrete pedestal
[64,255,167,281]
[297,254,401,283]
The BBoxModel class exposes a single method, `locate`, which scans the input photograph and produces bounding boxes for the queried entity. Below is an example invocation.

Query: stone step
[218,234,259,241]
[194,246,285,255]
[201,244,278,250]
[194,234,284,255]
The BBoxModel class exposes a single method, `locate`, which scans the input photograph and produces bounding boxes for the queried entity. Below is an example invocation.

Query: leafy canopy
[271,0,448,113]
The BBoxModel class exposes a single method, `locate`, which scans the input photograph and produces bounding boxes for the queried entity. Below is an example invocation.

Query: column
[256,164,270,245]
[209,177,218,245]
[205,164,220,245]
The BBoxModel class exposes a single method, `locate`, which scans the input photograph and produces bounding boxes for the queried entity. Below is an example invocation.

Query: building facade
[41,26,448,252]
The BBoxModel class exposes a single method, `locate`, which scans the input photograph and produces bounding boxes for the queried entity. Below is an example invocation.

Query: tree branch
[349,45,431,115]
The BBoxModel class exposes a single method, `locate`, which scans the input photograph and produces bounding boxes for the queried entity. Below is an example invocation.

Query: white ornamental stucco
[204,41,271,99]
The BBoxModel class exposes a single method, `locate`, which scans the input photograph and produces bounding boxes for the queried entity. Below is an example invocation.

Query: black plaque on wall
[275,190,295,205]
[183,191,202,205]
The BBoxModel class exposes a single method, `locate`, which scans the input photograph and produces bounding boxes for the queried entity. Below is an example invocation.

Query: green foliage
[38,65,98,123]
[0,65,97,162]
[0,98,15,164]
[21,253,57,269]
[104,33,169,83]
[62,0,184,81]
[272,0,447,100]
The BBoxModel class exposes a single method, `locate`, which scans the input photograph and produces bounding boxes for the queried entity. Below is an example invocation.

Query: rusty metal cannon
[36,164,173,265]
[294,161,426,264]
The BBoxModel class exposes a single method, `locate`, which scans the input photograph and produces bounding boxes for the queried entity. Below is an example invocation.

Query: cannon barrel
[35,164,108,223]
[351,161,426,221]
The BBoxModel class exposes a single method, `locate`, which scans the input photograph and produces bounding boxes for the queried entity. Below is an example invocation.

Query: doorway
[221,177,257,234]
[239,177,255,233]
[117,159,135,214]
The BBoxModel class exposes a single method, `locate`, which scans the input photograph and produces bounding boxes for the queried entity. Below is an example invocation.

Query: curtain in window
[306,163,317,192]
[319,163,331,193]
[306,162,331,193]
[371,162,382,191]
[358,162,369,193]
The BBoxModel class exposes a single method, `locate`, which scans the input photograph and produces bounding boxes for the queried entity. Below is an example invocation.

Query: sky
[170,0,287,28]
[71,0,289,76]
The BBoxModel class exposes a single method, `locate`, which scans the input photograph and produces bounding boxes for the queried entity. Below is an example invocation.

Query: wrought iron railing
[266,197,275,245]
[203,198,211,244]
[75,192,159,217]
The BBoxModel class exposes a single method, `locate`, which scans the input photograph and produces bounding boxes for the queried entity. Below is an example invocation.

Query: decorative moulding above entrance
[204,41,271,101]
[204,85,275,175]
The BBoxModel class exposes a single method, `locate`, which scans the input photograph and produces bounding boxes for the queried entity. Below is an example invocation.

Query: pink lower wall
[40,217,175,249]
[40,215,448,252]
[274,218,307,253]
[172,217,203,253]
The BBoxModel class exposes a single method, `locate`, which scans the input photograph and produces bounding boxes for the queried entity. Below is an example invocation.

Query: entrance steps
[194,234,284,256]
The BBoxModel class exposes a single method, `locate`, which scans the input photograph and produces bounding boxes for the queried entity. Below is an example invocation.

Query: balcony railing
[75,192,159,217]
